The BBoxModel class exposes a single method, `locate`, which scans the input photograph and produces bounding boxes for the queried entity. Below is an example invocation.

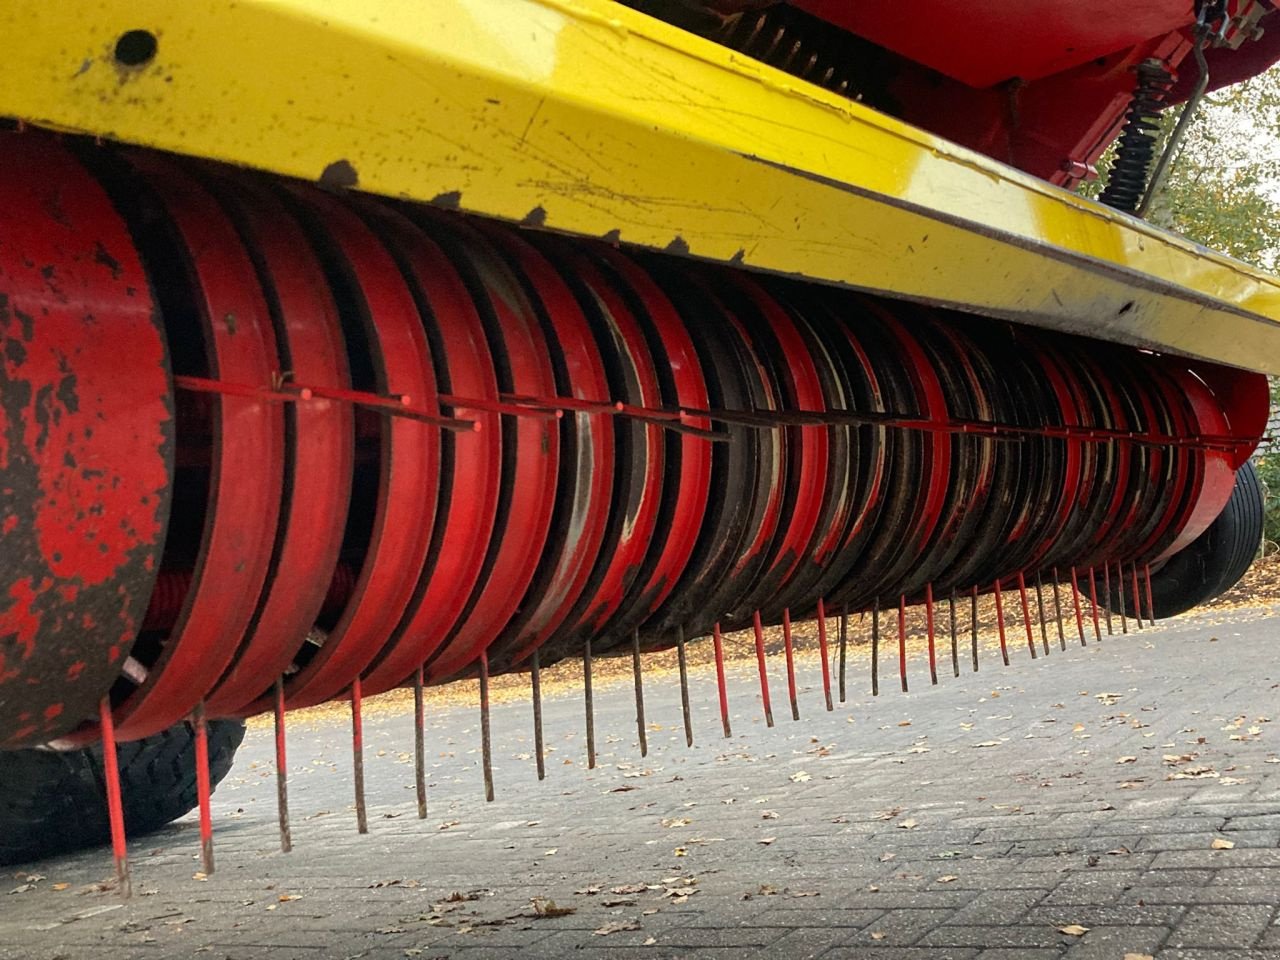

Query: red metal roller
[430,225,614,680]
[1146,362,1236,561]
[111,154,285,740]
[855,301,952,597]
[730,277,830,613]
[423,222,560,682]
[280,188,439,710]
[585,252,712,637]
[517,244,667,647]
[202,176,355,717]
[0,136,172,747]
[354,207,504,697]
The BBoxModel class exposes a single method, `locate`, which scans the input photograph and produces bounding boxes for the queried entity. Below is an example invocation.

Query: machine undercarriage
[2,0,1279,882]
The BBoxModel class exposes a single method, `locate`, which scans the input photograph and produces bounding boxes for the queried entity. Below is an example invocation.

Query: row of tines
[85,147,1229,741]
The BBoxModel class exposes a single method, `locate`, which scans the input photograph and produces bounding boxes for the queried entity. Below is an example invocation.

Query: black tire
[0,718,245,866]
[1145,460,1264,620]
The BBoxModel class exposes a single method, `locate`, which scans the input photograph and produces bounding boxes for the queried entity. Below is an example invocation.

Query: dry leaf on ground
[594,919,641,936]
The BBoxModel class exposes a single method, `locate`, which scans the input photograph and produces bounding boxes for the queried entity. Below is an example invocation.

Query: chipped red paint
[0,134,171,747]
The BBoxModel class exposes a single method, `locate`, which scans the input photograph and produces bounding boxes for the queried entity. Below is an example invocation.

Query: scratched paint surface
[0,138,171,747]
[1,0,1279,371]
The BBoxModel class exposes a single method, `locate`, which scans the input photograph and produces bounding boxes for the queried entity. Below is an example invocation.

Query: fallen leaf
[937,875,958,883]
[974,741,1000,748]
[758,837,776,845]
[531,898,575,918]
[879,852,896,862]
[593,918,641,936]
[789,771,812,783]
[661,817,692,828]
[277,894,302,903]
[611,884,647,895]
[1058,924,1089,936]
[761,810,780,820]
[870,931,887,941]
[1115,756,1137,764]
[50,884,69,892]
[897,819,919,830]
[1122,954,1154,960]
[1211,837,1236,850]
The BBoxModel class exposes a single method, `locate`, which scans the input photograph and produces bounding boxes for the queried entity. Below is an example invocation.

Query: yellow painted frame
[3,0,1280,371]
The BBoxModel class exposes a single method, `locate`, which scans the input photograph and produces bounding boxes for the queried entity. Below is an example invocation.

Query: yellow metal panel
[3,0,1280,372]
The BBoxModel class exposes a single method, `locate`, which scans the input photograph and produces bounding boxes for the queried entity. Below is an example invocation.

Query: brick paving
[3,607,1279,959]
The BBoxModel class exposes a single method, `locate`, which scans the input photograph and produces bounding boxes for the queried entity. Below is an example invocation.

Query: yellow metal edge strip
[3,0,1279,372]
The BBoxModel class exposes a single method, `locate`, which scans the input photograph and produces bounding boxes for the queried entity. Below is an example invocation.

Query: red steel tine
[677,625,693,746]
[1034,572,1050,655]
[1121,560,1131,634]
[949,588,960,677]
[838,603,849,704]
[1130,563,1145,630]
[194,701,215,875]
[1069,567,1087,645]
[782,609,800,720]
[713,622,732,737]
[1087,568,1102,642]
[532,648,547,779]
[99,699,131,899]
[413,667,427,820]
[1016,573,1036,660]
[816,599,834,712]
[969,586,980,672]
[1051,567,1066,649]
[584,638,596,769]
[925,583,938,684]
[631,628,648,756]
[480,651,495,801]
[871,599,881,696]
[753,611,775,727]
[993,581,1010,666]
[352,678,368,833]
[897,595,909,692]
[988,583,1008,665]
[1104,563,1115,635]
[274,677,292,851]
[1144,563,1157,626]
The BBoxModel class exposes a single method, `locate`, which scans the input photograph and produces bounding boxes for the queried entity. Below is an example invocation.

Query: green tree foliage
[1080,62,1280,545]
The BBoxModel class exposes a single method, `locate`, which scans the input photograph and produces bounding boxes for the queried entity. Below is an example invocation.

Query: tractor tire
[0,718,245,866]
[1145,460,1264,620]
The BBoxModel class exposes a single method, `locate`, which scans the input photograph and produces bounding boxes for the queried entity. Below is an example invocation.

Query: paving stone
[2,608,1277,960]
[1059,923,1168,959]
[1165,904,1276,949]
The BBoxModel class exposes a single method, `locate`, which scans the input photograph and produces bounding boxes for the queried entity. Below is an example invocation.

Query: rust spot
[318,159,359,190]
[92,242,123,280]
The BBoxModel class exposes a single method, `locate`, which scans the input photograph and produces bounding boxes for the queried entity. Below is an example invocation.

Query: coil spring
[1098,59,1175,214]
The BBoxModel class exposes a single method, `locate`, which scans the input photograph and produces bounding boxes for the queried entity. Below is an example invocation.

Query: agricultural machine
[2,0,1280,886]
